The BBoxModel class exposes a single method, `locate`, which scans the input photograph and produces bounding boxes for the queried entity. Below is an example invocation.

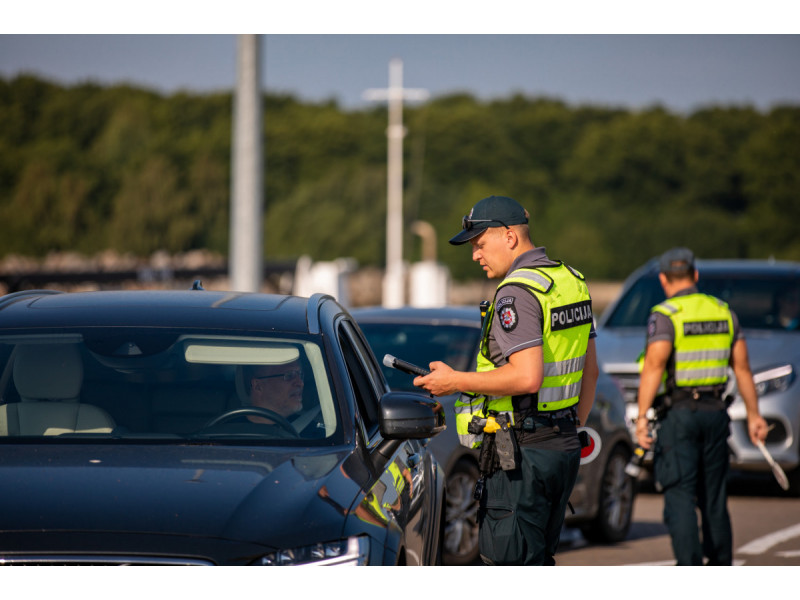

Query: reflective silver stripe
[454,394,488,413]
[458,432,482,449]
[676,366,729,381]
[455,394,488,449]
[676,349,730,362]
[538,381,582,404]
[506,269,551,291]
[657,301,679,315]
[543,355,585,378]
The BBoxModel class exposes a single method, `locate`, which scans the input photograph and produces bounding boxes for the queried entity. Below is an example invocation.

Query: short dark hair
[663,267,695,283]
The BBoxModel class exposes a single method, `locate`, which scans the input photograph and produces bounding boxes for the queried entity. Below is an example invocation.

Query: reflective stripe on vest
[454,392,487,449]
[652,294,734,390]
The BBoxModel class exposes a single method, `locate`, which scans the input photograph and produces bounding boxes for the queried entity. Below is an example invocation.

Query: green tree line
[1,74,799,280]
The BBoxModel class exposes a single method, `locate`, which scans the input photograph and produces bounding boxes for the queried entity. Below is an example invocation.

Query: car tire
[443,458,481,565]
[580,444,635,544]
[786,466,800,497]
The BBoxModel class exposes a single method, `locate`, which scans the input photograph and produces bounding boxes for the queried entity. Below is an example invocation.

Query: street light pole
[230,34,263,293]
[364,59,428,308]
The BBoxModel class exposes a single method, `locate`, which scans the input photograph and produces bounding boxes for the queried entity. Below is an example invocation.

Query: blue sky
[2,4,799,113]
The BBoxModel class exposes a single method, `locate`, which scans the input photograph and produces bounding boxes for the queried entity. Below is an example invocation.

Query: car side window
[338,322,383,436]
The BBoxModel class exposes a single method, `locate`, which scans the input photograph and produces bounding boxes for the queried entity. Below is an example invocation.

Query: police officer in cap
[636,247,768,565]
[414,195,599,566]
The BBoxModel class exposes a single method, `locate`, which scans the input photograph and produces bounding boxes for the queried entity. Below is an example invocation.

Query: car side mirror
[379,391,446,440]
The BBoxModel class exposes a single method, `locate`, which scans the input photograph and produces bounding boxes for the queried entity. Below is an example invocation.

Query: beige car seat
[0,344,116,436]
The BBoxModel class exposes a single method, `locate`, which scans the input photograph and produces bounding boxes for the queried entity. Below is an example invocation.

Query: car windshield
[0,329,341,444]
[602,273,800,331]
[358,322,480,392]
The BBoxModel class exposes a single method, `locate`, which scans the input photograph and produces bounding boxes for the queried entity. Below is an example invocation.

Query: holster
[475,413,519,475]
[477,432,498,476]
[493,413,519,471]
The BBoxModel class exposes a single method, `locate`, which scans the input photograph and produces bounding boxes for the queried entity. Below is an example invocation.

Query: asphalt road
[555,473,800,566]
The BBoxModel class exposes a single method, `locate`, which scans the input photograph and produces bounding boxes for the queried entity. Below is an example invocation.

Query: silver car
[596,258,800,494]
[352,306,636,565]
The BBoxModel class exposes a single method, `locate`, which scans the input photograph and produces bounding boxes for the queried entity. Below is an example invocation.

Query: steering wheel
[201,407,298,436]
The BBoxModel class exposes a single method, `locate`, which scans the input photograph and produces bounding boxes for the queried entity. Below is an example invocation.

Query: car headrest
[14,344,84,402]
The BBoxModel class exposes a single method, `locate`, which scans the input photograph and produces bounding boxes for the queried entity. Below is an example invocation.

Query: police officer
[414,195,598,565]
[636,247,768,566]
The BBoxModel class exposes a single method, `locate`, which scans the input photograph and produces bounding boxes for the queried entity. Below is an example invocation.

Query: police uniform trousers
[479,445,580,566]
[654,402,732,565]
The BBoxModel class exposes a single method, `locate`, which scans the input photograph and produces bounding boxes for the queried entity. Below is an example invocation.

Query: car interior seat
[0,343,116,436]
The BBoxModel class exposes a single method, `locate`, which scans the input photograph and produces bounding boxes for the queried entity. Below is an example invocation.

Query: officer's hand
[748,414,768,446]
[413,361,458,397]
[635,419,653,450]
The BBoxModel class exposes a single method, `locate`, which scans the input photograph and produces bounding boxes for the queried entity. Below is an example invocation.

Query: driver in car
[245,360,305,424]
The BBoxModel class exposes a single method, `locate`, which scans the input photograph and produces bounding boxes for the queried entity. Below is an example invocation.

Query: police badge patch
[647,314,658,338]
[497,296,518,332]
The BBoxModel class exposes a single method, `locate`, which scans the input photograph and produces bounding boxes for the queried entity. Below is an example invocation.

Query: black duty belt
[666,390,727,412]
[516,407,577,432]
[671,386,725,400]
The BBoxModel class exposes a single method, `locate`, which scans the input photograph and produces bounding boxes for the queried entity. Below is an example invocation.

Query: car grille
[0,555,213,565]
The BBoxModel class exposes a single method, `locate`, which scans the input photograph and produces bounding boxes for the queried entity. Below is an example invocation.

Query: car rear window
[358,323,481,392]
[0,329,341,444]
[603,273,800,331]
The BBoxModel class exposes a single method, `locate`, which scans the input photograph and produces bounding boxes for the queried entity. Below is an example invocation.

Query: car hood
[597,326,800,374]
[0,443,366,562]
[734,330,800,372]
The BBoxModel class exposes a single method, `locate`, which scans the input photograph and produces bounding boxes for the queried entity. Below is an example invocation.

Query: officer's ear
[504,226,519,248]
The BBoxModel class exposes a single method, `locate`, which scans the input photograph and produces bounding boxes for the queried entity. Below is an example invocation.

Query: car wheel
[443,458,481,565]
[581,444,635,544]
[786,466,800,497]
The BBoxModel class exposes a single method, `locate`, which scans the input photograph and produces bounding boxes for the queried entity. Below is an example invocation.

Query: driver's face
[250,361,304,417]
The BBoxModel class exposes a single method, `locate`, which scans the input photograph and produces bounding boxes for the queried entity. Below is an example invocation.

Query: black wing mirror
[379,391,446,440]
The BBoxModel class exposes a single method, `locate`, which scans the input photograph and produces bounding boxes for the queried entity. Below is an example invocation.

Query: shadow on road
[624,520,669,542]
[726,471,796,497]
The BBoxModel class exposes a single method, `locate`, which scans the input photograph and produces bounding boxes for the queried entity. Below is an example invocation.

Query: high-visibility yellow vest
[455,263,592,448]
[649,293,734,392]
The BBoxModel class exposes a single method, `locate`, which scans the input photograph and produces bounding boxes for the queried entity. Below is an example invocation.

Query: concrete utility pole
[364,59,429,308]
[229,34,263,293]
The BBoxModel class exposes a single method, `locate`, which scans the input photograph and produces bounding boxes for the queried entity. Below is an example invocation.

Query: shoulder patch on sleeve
[497,296,519,332]
[647,313,658,338]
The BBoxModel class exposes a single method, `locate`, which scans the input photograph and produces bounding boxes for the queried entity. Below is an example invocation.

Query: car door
[337,319,434,564]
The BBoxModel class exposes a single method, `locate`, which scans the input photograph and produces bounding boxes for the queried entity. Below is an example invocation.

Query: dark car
[352,306,636,565]
[0,289,446,565]
[596,258,800,493]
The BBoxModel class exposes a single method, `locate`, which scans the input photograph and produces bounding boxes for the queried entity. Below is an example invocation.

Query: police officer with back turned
[414,195,598,566]
[636,247,768,566]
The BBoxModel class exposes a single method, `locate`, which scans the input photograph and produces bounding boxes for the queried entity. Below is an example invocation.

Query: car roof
[0,289,341,334]
[634,257,800,279]
[351,305,481,327]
